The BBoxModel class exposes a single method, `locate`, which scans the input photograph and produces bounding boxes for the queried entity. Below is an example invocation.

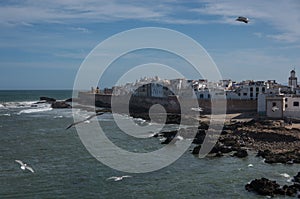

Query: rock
[259,150,300,164]
[215,151,223,157]
[40,96,56,102]
[233,149,248,158]
[65,98,73,102]
[198,121,209,130]
[51,101,71,108]
[246,175,300,197]
[192,145,201,155]
[161,136,174,144]
[245,178,281,197]
[282,185,298,197]
[293,172,300,183]
[192,129,206,144]
[256,149,271,158]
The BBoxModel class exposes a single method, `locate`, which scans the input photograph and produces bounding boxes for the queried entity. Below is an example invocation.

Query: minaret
[288,69,297,90]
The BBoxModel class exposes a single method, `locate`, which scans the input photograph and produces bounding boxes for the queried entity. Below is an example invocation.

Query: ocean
[0,90,299,198]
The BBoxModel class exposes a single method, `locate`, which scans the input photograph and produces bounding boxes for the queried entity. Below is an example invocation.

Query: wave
[17,107,53,115]
[0,113,11,117]
[1,101,39,109]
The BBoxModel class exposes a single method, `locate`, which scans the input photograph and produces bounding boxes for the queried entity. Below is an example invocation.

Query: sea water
[0,90,299,198]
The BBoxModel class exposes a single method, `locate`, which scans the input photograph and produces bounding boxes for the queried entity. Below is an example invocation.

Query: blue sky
[0,0,300,89]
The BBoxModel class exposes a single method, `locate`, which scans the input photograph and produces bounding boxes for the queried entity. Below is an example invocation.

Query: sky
[0,0,300,89]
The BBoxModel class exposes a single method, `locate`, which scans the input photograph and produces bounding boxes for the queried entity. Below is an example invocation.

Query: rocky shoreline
[154,117,300,197]
[155,118,300,162]
[245,173,300,197]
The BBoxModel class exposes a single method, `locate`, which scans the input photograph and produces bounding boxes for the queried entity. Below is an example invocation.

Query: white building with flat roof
[284,95,300,119]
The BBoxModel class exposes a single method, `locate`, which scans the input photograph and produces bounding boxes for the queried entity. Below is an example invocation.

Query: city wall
[77,92,257,114]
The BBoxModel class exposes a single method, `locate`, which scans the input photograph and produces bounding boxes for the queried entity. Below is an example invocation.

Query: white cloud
[192,0,300,42]
[0,0,300,43]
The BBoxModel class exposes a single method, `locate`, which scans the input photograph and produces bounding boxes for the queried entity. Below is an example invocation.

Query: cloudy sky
[1,0,300,89]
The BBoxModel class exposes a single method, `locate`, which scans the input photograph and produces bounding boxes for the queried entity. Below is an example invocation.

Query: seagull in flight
[66,110,110,130]
[236,16,249,23]
[106,175,132,181]
[15,160,34,173]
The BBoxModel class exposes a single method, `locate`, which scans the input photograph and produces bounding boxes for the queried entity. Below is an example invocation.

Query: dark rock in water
[233,149,248,158]
[51,101,71,108]
[161,136,174,144]
[293,172,300,183]
[282,184,299,197]
[215,151,223,157]
[65,98,73,102]
[40,96,56,102]
[192,145,201,155]
[256,149,300,164]
[192,129,206,144]
[198,121,209,130]
[152,133,159,138]
[208,142,235,155]
[256,149,271,158]
[246,176,300,197]
[245,178,281,197]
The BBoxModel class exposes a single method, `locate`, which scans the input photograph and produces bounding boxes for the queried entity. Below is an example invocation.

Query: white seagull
[66,112,106,130]
[15,160,34,173]
[107,175,132,181]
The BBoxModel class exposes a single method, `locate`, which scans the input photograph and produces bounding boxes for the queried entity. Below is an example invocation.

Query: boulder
[245,178,282,197]
[65,98,73,102]
[192,145,201,155]
[233,149,248,158]
[51,101,71,109]
[293,172,300,183]
[40,96,56,102]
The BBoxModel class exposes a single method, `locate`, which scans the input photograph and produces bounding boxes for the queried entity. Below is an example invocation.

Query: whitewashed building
[284,96,300,119]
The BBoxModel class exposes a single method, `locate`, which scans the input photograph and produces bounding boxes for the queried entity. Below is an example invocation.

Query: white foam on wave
[0,113,11,117]
[17,107,53,115]
[280,173,290,178]
[53,115,63,118]
[2,101,39,109]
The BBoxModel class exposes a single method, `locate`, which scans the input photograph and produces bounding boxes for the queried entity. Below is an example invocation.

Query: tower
[288,69,297,89]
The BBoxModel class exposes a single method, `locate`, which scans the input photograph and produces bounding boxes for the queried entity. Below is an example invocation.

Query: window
[293,101,299,107]
[199,94,204,99]
[250,87,253,92]
[208,94,211,98]
[243,93,247,96]
[262,87,265,93]
[285,104,288,108]
[272,102,277,107]
[250,93,253,97]
[238,93,241,96]
[285,98,288,102]
[256,87,259,92]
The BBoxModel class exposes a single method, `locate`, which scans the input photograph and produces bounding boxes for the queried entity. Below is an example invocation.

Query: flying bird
[106,175,132,181]
[15,160,34,173]
[236,16,249,23]
[66,112,106,130]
